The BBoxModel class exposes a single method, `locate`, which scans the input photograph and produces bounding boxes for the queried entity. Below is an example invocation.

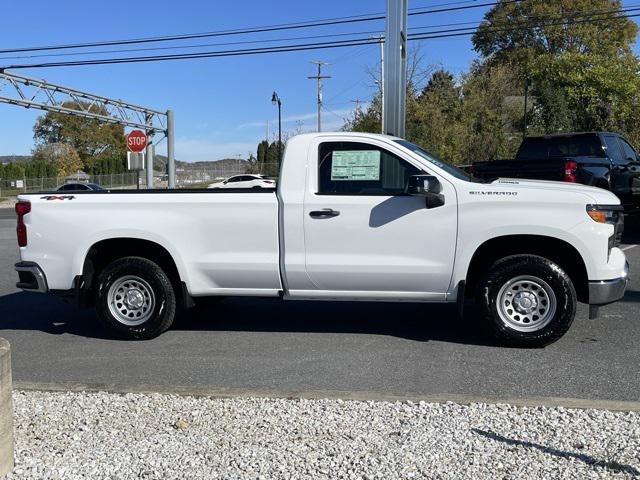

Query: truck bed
[19,190,283,295]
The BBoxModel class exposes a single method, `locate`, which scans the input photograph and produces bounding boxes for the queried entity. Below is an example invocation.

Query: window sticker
[330,150,381,181]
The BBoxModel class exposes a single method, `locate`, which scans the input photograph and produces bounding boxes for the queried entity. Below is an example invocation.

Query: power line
[0,0,521,55]
[3,8,637,70]
[0,29,385,61]
[411,10,640,41]
[4,3,638,63]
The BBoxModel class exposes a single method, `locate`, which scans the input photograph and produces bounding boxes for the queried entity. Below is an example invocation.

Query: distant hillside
[0,155,32,164]
[1,153,247,170]
[154,155,248,171]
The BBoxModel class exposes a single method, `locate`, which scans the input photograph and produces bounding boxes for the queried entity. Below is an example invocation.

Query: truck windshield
[394,139,474,182]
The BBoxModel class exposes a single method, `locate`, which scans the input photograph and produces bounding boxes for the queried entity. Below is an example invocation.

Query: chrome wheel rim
[107,275,155,326]
[496,275,557,332]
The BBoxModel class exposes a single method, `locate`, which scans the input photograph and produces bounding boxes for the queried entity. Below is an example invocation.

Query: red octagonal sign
[127,130,147,153]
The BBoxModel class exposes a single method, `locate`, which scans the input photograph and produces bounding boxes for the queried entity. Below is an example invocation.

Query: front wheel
[477,255,576,347]
[95,256,176,339]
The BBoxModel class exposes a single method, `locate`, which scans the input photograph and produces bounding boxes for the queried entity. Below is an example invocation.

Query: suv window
[619,138,638,161]
[603,135,624,163]
[517,138,548,160]
[318,142,422,195]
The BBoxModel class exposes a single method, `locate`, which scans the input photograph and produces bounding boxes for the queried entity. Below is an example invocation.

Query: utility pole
[523,78,532,140]
[350,99,365,113]
[308,61,331,132]
[383,0,408,137]
[370,35,385,134]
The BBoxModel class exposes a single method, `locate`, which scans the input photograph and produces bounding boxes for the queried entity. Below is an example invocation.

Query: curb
[0,340,14,478]
[12,381,640,412]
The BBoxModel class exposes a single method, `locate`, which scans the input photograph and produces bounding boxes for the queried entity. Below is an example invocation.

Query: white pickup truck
[14,132,628,346]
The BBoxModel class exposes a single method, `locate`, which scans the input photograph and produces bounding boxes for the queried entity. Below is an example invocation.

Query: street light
[271,91,282,164]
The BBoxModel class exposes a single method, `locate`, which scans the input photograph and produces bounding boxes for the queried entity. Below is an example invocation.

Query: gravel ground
[6,391,640,480]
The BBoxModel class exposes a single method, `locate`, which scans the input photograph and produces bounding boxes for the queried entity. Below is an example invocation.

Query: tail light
[15,201,31,247]
[564,160,578,183]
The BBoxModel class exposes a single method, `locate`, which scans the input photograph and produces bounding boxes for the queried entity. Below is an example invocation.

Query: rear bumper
[589,262,629,305]
[15,261,48,293]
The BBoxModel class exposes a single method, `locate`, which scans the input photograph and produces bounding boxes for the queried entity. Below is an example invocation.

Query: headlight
[586,204,623,225]
[586,204,625,253]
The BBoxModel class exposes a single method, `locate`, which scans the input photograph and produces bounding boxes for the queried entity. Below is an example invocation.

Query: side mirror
[408,175,445,208]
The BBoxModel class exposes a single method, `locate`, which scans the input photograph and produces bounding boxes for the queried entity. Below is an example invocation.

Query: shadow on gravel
[0,291,497,347]
[472,428,640,476]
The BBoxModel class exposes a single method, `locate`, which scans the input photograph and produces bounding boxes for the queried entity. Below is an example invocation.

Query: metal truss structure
[0,70,175,188]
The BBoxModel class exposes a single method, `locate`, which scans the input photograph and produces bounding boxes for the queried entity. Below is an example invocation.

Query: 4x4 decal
[40,195,76,201]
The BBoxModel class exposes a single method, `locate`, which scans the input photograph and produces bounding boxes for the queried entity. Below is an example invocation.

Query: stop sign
[127,130,147,153]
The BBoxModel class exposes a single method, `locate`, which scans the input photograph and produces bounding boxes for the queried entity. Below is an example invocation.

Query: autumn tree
[473,0,640,142]
[33,101,127,172]
[472,0,638,70]
[31,143,83,177]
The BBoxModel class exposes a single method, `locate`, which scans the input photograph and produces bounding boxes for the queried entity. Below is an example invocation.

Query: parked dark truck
[469,132,640,211]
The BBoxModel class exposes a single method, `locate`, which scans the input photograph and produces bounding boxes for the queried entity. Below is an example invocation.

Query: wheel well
[82,238,184,306]
[465,235,589,303]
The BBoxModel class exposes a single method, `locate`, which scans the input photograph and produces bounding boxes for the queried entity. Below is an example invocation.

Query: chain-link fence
[0,172,138,197]
[176,163,280,188]
[0,163,282,197]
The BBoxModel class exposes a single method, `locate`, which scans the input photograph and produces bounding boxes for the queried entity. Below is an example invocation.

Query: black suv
[469,132,640,211]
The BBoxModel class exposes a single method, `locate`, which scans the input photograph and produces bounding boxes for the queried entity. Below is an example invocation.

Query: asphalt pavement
[0,208,638,402]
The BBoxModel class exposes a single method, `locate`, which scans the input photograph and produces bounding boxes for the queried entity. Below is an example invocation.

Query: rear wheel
[477,255,576,347]
[95,256,176,339]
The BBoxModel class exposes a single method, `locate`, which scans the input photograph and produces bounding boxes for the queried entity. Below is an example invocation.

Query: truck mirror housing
[408,175,445,208]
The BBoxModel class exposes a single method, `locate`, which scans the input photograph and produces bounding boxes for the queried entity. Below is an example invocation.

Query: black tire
[477,255,576,347]
[95,256,176,340]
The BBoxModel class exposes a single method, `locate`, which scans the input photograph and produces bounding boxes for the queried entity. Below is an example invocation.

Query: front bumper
[15,261,48,293]
[589,262,629,305]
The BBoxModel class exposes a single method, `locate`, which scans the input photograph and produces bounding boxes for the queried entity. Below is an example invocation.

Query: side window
[317,142,422,195]
[603,136,624,163]
[619,138,638,161]
[227,176,241,183]
[551,136,604,157]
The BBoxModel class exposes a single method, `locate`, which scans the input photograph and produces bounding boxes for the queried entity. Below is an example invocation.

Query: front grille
[610,212,625,250]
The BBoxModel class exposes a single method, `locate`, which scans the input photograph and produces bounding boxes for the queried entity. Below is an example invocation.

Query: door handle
[309,208,340,218]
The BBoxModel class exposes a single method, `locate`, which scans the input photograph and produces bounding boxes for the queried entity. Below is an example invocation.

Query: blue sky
[0,0,638,161]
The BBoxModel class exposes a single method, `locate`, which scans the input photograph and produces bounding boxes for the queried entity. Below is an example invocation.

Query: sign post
[126,130,147,190]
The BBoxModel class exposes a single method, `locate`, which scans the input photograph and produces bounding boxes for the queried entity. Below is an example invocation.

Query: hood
[492,178,620,205]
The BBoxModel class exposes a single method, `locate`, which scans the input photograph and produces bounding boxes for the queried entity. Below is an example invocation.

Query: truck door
[617,137,640,198]
[604,135,639,204]
[301,139,457,300]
